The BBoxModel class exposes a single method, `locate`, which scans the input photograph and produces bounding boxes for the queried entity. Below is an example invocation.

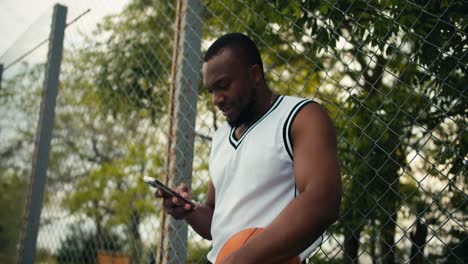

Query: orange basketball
[215,227,301,264]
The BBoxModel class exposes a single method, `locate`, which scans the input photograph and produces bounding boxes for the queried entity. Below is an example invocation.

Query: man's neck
[234,89,276,139]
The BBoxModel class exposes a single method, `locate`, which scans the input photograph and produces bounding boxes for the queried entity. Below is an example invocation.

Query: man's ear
[250,64,263,83]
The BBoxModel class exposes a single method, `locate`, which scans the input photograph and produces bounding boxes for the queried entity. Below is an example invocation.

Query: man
[155,33,342,264]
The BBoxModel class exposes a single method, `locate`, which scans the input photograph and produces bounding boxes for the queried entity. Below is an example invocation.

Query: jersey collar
[228,95,284,149]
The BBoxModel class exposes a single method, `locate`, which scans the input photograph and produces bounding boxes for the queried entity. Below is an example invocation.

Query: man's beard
[227,94,256,128]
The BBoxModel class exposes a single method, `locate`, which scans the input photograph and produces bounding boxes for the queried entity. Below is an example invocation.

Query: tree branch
[196,132,212,142]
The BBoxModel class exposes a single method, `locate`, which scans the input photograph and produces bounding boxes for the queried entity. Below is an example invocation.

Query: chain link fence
[0,5,53,263]
[0,0,466,263]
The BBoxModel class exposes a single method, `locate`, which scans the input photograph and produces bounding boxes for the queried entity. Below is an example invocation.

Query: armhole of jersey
[299,232,325,261]
[282,99,314,160]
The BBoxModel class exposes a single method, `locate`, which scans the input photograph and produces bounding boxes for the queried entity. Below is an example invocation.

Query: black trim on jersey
[228,95,284,149]
[282,99,314,160]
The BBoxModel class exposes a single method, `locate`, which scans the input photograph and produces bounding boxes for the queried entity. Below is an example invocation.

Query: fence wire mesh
[0,6,52,263]
[0,0,466,263]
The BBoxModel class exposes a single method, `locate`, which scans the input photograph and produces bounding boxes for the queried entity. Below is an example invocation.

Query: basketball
[215,227,301,264]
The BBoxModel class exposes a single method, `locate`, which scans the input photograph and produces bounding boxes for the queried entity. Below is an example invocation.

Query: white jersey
[207,95,324,262]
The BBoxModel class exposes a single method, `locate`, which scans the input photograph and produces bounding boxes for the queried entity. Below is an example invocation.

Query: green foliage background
[0,0,465,263]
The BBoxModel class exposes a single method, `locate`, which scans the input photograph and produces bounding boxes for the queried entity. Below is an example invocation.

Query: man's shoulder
[281,94,314,106]
[212,123,231,139]
[278,95,318,118]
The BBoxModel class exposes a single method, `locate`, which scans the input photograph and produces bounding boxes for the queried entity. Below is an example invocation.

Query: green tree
[0,63,44,263]
[0,173,27,263]
[75,0,176,123]
[53,54,164,262]
[1,56,166,263]
[0,6,176,264]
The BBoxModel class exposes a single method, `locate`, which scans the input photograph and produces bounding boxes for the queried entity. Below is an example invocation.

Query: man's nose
[212,91,225,106]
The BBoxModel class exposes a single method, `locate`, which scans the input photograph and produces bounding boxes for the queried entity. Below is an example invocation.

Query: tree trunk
[344,228,362,263]
[129,210,141,262]
[94,200,104,250]
[130,210,141,241]
[380,211,397,264]
[370,223,377,264]
[410,218,427,264]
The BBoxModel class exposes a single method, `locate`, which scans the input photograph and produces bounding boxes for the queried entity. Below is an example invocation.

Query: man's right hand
[154,184,199,219]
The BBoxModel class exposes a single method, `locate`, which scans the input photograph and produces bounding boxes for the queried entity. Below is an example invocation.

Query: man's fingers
[154,190,161,198]
[154,184,190,198]
[179,184,189,193]
[154,183,194,218]
[154,189,166,198]
[162,198,173,209]
[176,184,191,200]
[163,197,185,208]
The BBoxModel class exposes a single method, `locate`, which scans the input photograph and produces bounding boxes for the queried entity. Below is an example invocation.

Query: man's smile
[221,107,233,117]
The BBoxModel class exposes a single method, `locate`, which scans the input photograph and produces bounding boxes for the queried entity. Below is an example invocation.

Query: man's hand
[154,183,200,219]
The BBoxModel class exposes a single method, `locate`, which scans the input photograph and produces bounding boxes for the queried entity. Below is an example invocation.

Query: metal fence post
[157,0,203,263]
[17,4,67,264]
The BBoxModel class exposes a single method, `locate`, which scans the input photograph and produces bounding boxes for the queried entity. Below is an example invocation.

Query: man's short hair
[203,33,264,73]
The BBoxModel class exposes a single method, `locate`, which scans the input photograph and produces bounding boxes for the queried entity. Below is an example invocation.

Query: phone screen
[143,176,196,209]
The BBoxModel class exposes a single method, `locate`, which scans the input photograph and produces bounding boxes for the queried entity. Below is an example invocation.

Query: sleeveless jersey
[207,95,324,262]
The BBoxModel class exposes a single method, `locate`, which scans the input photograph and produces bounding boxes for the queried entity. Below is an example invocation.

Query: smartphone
[143,176,196,209]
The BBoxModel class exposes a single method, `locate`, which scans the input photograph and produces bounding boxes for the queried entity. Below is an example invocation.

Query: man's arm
[185,180,216,240]
[222,103,342,264]
[156,180,216,240]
